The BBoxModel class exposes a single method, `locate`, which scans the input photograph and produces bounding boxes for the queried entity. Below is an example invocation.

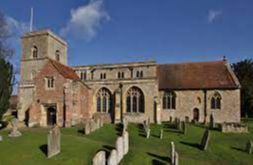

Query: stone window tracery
[126,87,144,113]
[211,92,221,109]
[163,91,176,109]
[96,88,112,113]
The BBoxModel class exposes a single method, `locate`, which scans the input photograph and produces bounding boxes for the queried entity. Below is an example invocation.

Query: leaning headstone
[200,129,210,151]
[246,141,253,154]
[95,119,100,129]
[8,118,22,137]
[171,141,175,165]
[209,114,215,129]
[47,126,61,158]
[123,131,129,155]
[107,149,117,165]
[182,122,186,135]
[90,119,97,132]
[92,150,106,165]
[174,151,179,165]
[160,129,163,139]
[84,122,91,135]
[116,136,124,163]
[146,128,150,139]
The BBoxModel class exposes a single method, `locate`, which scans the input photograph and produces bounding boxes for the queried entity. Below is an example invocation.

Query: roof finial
[30,7,33,32]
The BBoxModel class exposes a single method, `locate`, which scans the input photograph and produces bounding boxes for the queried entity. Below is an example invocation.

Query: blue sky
[1,0,253,68]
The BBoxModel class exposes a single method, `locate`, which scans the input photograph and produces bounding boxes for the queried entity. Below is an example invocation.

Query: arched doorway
[96,88,113,119]
[47,107,57,126]
[126,87,145,113]
[193,108,199,122]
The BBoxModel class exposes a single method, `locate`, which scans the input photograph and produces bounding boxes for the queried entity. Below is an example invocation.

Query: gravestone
[95,119,100,129]
[209,114,215,129]
[182,122,186,134]
[178,121,182,131]
[146,128,150,139]
[116,136,124,163]
[90,119,97,132]
[123,131,129,155]
[171,141,175,165]
[107,149,117,165]
[84,122,91,135]
[160,129,163,139]
[246,141,253,154]
[47,125,61,158]
[169,116,173,123]
[174,151,179,165]
[8,118,22,137]
[92,150,106,165]
[200,129,210,151]
[0,135,2,141]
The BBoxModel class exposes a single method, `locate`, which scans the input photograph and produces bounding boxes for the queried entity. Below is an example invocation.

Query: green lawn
[0,121,253,165]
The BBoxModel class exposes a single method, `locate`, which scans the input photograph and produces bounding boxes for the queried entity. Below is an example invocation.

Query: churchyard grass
[0,120,253,165]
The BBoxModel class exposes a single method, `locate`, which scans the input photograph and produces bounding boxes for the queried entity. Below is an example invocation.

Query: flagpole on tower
[30,7,33,32]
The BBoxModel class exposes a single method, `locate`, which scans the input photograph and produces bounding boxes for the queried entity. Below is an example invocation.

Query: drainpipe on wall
[63,87,66,127]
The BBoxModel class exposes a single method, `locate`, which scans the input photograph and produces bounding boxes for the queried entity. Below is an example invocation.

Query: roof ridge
[159,60,225,66]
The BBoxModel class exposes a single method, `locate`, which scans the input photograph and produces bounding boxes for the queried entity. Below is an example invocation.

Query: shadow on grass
[231,146,246,153]
[147,152,170,164]
[180,141,201,150]
[39,144,47,157]
[152,159,167,165]
[138,124,146,137]
[102,145,115,159]
[77,129,84,135]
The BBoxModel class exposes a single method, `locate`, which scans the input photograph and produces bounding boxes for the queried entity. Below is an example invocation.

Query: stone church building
[17,29,241,127]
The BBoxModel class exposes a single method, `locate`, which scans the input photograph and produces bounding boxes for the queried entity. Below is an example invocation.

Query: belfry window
[118,72,124,79]
[163,91,176,109]
[55,50,60,62]
[100,73,106,80]
[32,46,38,59]
[211,92,221,109]
[126,87,145,113]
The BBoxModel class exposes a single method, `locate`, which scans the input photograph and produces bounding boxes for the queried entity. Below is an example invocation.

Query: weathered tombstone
[246,141,253,154]
[209,114,215,129]
[160,129,163,139]
[47,125,61,158]
[92,150,106,165]
[95,118,100,129]
[170,141,175,165]
[84,122,91,135]
[174,151,179,165]
[200,129,210,151]
[123,131,129,155]
[91,119,97,132]
[0,135,2,141]
[182,122,186,134]
[169,116,173,123]
[8,118,22,137]
[146,128,150,139]
[116,136,124,163]
[107,149,117,165]
[178,121,182,131]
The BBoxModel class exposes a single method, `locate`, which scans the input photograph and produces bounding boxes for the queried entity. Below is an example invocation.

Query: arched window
[55,50,60,62]
[163,91,176,109]
[211,92,221,109]
[80,71,86,80]
[136,71,140,78]
[32,46,38,59]
[100,73,106,80]
[96,88,112,113]
[117,72,125,79]
[126,87,145,113]
[140,71,143,78]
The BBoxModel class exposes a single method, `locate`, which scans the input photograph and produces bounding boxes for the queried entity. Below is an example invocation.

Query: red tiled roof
[157,61,240,90]
[48,59,80,80]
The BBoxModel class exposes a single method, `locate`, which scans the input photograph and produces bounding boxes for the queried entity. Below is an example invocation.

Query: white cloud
[5,16,30,37]
[208,10,222,23]
[60,0,110,41]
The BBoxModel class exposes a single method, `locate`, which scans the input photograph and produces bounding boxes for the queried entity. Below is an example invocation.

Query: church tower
[18,29,68,121]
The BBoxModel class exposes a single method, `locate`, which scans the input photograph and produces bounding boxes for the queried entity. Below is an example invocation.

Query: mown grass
[0,120,253,165]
